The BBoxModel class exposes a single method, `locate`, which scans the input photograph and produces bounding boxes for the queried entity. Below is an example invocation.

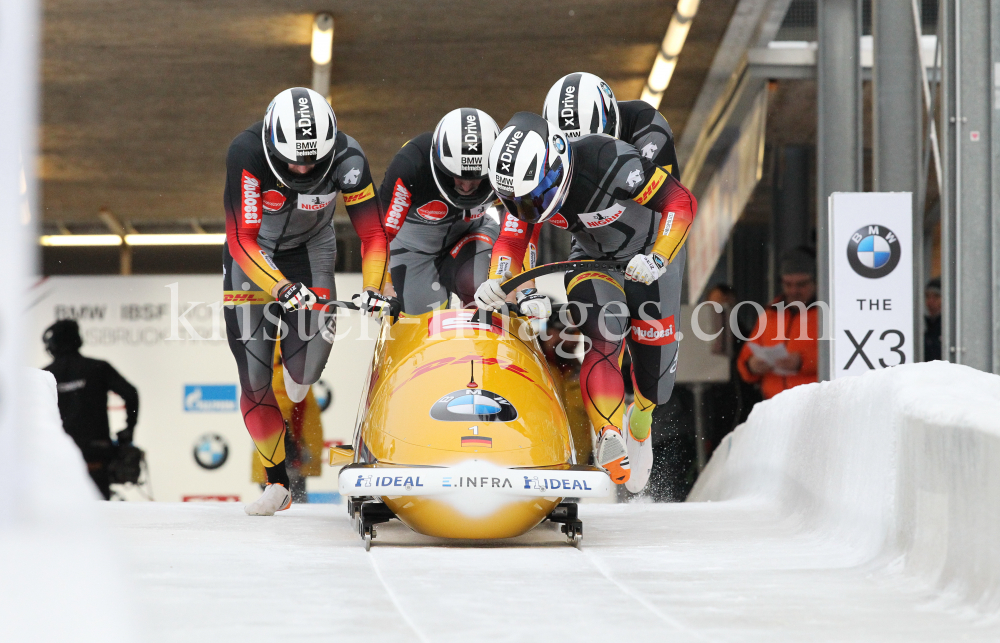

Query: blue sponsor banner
[184,384,238,412]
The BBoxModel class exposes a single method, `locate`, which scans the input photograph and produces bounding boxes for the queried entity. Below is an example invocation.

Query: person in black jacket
[42,319,139,499]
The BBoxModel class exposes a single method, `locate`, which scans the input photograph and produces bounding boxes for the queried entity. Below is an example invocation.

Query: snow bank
[689,361,1000,613]
[0,369,141,642]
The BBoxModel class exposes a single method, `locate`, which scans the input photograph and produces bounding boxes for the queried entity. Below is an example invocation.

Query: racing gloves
[355,290,395,317]
[625,252,667,285]
[475,272,512,311]
[277,282,317,312]
[516,288,552,321]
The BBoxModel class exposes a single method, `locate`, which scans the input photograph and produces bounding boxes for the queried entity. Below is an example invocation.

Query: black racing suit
[44,352,139,499]
[558,99,682,266]
[379,132,500,315]
[223,121,388,479]
[618,99,681,176]
[491,134,696,436]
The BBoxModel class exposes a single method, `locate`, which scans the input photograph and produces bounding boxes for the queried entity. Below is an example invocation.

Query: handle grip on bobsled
[470,260,628,325]
[497,259,629,296]
[315,295,402,321]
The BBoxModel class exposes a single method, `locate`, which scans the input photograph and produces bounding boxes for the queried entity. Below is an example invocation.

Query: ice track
[9,363,1000,642]
[103,499,997,643]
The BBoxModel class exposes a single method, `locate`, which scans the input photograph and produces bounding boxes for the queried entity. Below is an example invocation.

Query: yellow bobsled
[331,261,622,548]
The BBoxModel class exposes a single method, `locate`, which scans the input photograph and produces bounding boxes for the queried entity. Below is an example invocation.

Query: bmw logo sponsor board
[430,389,518,422]
[847,225,901,279]
[194,433,229,470]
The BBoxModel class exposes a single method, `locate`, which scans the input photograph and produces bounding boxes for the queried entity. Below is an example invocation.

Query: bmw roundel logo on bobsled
[429,389,518,422]
[847,224,901,279]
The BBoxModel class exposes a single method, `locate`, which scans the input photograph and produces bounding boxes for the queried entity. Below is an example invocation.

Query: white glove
[625,253,667,285]
[353,290,394,317]
[516,289,552,320]
[475,272,511,311]
[276,282,317,312]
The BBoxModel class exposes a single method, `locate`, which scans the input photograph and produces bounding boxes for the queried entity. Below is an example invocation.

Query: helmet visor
[498,161,566,224]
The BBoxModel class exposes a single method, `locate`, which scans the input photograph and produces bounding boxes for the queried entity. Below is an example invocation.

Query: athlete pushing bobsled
[475,111,697,493]
[223,88,393,516]
[379,107,550,322]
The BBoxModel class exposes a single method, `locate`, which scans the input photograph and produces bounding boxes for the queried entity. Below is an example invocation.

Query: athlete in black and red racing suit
[477,112,697,493]
[379,108,504,316]
[223,88,389,515]
[538,71,682,265]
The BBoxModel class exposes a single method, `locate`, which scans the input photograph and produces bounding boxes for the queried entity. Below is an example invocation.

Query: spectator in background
[737,247,819,400]
[42,320,139,499]
[924,277,942,361]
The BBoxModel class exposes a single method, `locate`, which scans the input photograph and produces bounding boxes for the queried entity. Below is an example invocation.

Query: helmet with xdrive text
[542,72,620,141]
[262,87,338,192]
[488,112,573,225]
[430,108,501,209]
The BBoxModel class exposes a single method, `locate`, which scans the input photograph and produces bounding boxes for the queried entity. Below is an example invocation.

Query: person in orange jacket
[737,247,820,399]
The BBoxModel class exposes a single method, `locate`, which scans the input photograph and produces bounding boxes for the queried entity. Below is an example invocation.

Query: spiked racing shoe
[622,404,653,493]
[596,425,631,485]
[244,483,292,516]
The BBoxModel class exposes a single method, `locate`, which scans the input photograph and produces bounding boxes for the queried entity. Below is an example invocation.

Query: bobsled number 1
[338,464,613,498]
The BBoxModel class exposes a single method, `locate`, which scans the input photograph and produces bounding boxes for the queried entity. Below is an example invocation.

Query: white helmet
[262,87,338,191]
[488,112,573,224]
[542,72,620,140]
[430,108,500,209]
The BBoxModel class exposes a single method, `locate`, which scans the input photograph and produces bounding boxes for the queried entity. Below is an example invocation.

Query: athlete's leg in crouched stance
[621,246,686,491]
[565,269,631,484]
[223,243,337,514]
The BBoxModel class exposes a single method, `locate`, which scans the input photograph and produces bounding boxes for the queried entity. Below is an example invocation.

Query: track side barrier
[689,362,1000,613]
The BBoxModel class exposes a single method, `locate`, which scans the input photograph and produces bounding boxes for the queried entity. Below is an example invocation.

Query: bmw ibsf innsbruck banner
[28,274,376,502]
[829,192,914,379]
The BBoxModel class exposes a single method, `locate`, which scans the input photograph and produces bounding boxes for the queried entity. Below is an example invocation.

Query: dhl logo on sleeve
[634,167,667,206]
[343,184,375,205]
[566,271,624,293]
[223,291,273,304]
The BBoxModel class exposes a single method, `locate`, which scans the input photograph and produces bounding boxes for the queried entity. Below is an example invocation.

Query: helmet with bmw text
[430,108,501,209]
[262,87,338,192]
[487,112,573,225]
[542,72,620,140]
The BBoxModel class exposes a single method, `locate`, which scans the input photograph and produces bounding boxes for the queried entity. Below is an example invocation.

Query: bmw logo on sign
[847,225,901,279]
[430,389,518,422]
[193,433,229,470]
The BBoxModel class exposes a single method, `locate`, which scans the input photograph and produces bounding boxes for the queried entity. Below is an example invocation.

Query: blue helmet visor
[498,161,566,224]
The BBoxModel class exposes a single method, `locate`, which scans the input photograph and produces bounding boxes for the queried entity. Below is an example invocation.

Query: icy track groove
[102,500,999,642]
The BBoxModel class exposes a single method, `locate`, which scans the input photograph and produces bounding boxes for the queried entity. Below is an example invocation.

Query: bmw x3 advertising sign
[829,193,914,379]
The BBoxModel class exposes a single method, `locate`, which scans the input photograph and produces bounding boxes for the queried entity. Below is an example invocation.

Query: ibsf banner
[829,192,914,379]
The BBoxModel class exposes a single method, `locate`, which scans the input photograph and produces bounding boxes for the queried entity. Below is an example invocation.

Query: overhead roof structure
[40,0,740,237]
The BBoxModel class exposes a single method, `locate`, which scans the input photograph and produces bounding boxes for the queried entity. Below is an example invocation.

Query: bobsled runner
[328,261,627,549]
